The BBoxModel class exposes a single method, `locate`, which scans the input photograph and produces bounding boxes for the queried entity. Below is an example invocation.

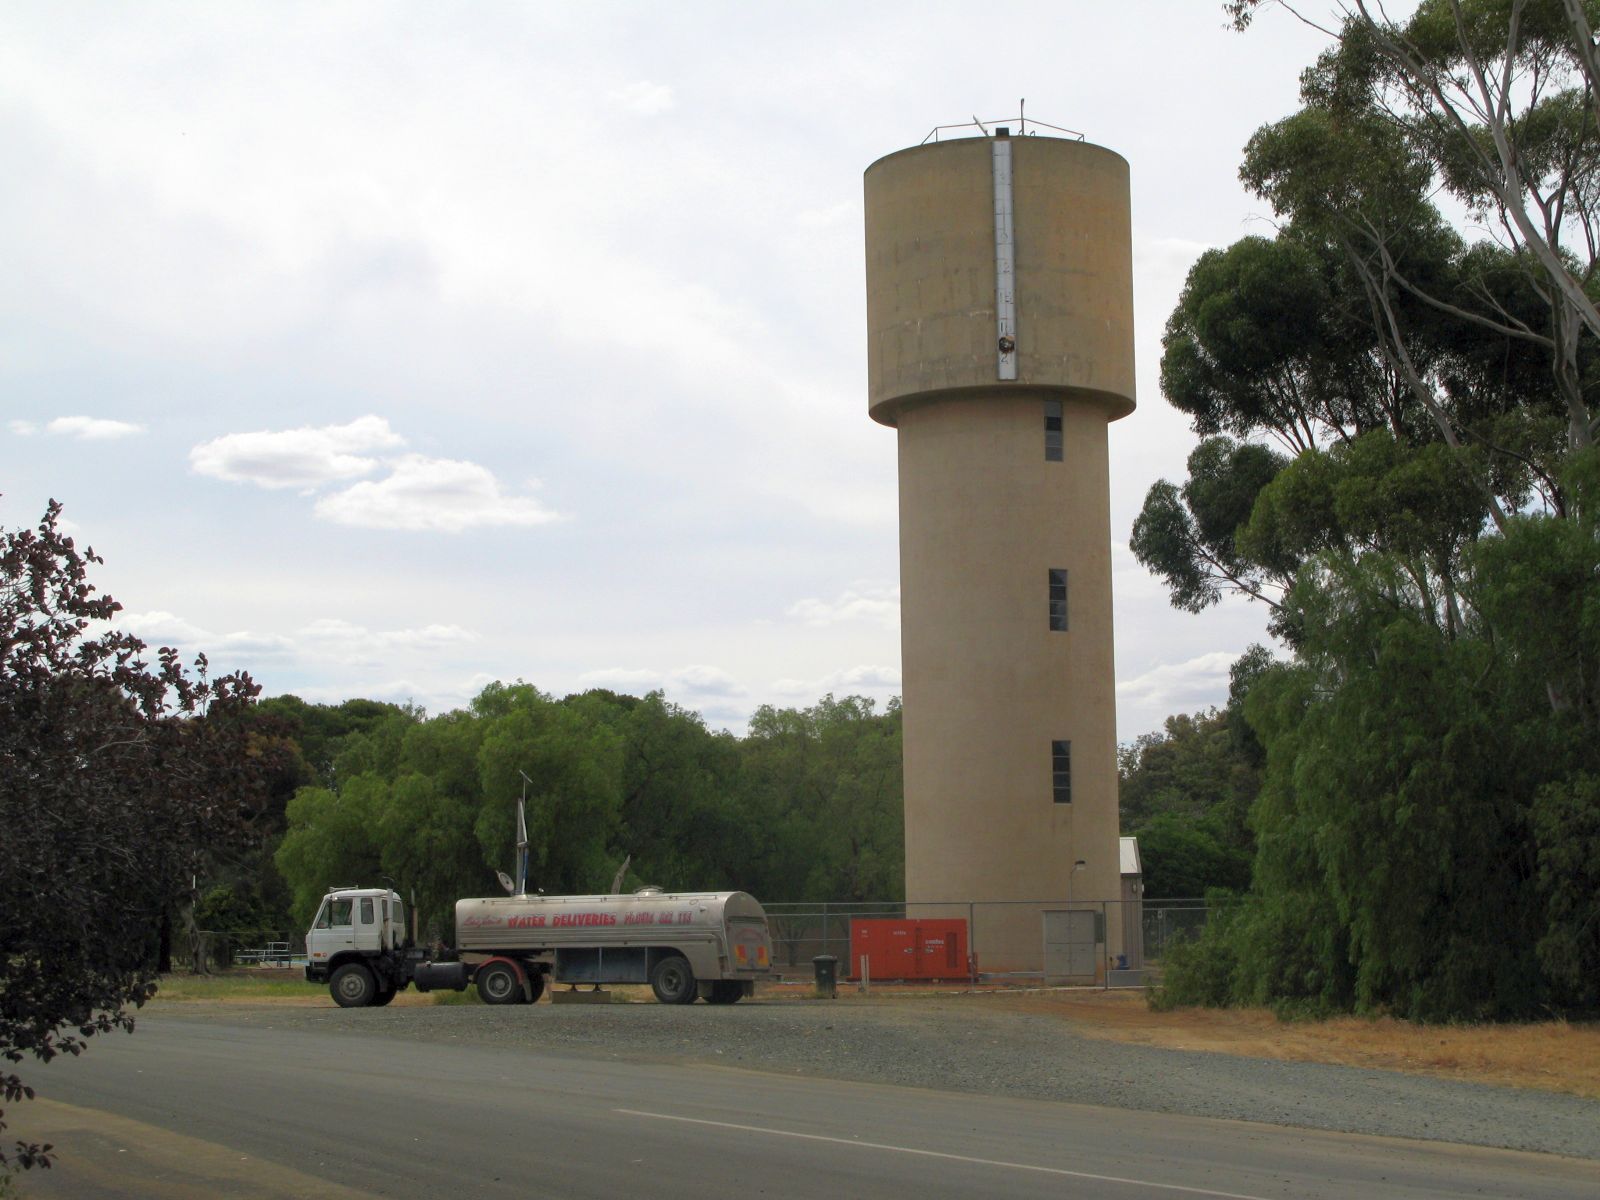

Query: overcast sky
[1,2,1331,740]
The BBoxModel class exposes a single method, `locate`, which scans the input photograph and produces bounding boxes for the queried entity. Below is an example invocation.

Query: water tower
[863,120,1134,974]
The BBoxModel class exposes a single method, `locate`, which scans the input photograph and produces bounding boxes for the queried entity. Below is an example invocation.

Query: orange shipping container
[847,918,968,981]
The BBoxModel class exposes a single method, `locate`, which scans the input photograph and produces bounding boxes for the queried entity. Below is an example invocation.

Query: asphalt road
[15,1011,1597,1200]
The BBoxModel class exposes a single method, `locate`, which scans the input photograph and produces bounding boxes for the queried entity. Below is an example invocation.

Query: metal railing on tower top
[921,102,1085,145]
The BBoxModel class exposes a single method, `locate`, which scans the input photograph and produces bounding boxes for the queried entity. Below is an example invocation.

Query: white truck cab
[305,888,409,1005]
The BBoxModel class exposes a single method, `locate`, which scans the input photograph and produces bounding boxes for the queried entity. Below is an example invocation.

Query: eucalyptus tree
[1229,0,1600,458]
[1140,1,1600,1018]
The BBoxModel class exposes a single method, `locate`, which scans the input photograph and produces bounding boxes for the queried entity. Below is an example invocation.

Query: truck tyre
[705,981,744,1005]
[331,963,376,1008]
[371,985,397,1007]
[477,961,523,1005]
[650,955,696,1005]
[525,970,546,1004]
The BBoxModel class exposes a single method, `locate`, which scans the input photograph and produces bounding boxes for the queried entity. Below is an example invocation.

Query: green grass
[148,970,320,1002]
[428,987,483,1005]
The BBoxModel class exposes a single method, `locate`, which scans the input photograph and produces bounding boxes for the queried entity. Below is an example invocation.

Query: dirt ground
[969,987,1600,1101]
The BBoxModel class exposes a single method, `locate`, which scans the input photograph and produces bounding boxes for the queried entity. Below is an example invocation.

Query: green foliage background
[1137,1,1600,1019]
[259,687,903,937]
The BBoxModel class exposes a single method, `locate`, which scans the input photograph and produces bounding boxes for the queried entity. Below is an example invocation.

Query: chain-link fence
[188,899,1224,986]
[762,897,1222,988]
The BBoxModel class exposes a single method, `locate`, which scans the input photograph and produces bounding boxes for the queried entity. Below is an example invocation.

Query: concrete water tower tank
[864,123,1134,973]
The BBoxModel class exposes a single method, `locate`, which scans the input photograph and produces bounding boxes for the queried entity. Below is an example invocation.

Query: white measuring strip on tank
[992,132,1018,381]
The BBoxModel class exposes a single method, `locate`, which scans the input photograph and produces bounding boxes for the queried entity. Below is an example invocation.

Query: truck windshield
[315,899,354,929]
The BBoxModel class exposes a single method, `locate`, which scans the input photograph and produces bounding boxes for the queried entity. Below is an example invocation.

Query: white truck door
[354,894,380,952]
[308,896,356,969]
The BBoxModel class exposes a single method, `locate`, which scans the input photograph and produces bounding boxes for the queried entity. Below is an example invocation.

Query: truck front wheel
[330,963,376,1008]
[476,961,523,1005]
[650,955,697,1005]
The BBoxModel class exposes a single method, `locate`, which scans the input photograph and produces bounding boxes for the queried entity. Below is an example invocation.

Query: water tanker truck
[304,885,775,1007]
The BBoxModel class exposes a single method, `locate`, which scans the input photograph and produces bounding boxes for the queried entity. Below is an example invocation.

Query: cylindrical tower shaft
[864,132,1135,973]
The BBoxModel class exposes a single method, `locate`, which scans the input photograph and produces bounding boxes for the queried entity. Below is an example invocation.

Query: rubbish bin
[812,955,838,999]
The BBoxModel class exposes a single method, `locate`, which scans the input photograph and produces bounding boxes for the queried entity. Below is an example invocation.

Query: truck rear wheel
[650,955,696,1005]
[330,963,376,1008]
[476,961,523,1005]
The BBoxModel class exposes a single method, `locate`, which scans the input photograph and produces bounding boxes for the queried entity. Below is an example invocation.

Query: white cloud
[669,665,745,697]
[9,416,144,439]
[1116,650,1241,718]
[578,664,747,700]
[289,678,430,711]
[299,618,477,652]
[796,202,854,229]
[786,582,900,628]
[1133,234,1215,286]
[771,663,901,697]
[114,610,210,644]
[313,454,562,531]
[188,417,562,534]
[114,610,295,659]
[49,415,146,440]
[190,415,402,489]
[114,611,475,672]
[578,668,663,691]
[609,80,674,115]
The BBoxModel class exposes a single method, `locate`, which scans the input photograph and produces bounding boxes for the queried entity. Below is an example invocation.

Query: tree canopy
[272,688,904,937]
[1144,2,1600,1019]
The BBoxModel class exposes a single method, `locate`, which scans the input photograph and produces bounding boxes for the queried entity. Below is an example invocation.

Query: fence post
[968,900,976,990]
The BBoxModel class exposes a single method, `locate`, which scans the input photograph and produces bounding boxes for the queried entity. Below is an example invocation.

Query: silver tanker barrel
[455,889,768,954]
[453,887,773,1004]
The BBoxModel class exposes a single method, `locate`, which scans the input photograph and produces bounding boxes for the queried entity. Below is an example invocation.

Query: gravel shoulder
[156,993,1600,1161]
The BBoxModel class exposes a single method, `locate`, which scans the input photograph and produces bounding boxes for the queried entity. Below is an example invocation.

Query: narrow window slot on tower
[1049,569,1068,631]
[1051,740,1072,804]
[1044,399,1063,461]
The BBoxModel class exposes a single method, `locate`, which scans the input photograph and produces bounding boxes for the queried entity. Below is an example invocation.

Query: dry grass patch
[987,989,1599,1099]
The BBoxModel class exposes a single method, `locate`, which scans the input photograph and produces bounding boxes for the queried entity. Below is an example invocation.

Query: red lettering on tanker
[507,915,546,928]
[462,915,506,929]
[551,913,617,927]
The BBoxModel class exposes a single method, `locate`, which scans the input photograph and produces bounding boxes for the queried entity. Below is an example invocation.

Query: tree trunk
[157,906,173,974]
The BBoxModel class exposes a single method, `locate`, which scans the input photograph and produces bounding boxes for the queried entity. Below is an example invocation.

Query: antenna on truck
[514,771,533,897]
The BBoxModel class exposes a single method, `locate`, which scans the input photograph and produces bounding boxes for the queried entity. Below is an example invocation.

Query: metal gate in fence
[1041,909,1097,982]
